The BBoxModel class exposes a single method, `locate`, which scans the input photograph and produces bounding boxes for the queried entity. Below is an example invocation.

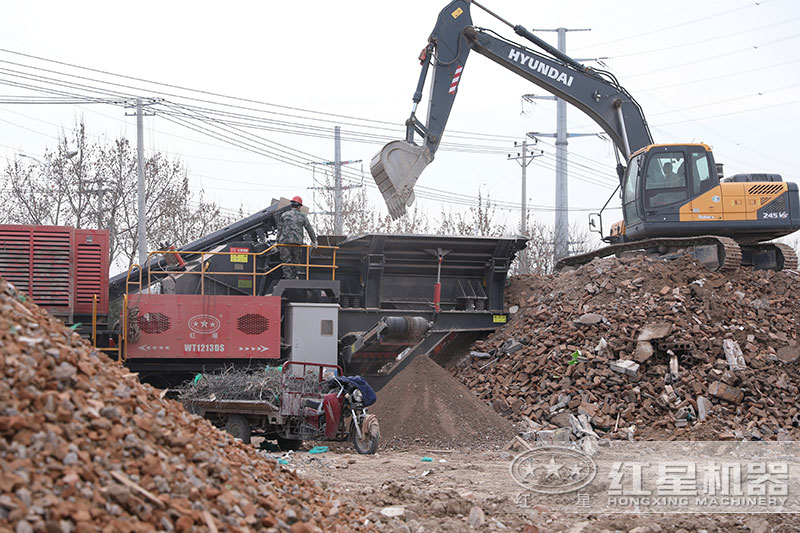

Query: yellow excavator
[371,0,799,271]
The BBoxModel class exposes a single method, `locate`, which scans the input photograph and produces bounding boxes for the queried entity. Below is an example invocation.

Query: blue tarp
[337,376,377,407]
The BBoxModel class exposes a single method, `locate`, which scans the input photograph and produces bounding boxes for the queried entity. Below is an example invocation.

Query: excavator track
[555,235,745,272]
[774,243,799,271]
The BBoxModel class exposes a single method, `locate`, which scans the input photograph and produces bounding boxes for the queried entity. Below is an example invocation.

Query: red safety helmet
[291,195,303,206]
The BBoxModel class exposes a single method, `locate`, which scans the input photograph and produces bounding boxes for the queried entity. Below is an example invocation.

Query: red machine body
[125,294,281,359]
[0,224,109,320]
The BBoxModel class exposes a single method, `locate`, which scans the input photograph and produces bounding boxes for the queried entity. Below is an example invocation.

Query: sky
[2,0,799,242]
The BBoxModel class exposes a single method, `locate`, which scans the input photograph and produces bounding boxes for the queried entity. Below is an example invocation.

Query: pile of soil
[452,254,800,441]
[371,354,516,449]
[0,277,365,532]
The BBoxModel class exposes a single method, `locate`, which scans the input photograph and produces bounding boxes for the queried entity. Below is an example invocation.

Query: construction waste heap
[370,355,516,449]
[452,254,800,442]
[0,278,365,532]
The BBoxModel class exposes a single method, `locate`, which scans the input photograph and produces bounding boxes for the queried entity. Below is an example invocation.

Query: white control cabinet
[285,302,339,367]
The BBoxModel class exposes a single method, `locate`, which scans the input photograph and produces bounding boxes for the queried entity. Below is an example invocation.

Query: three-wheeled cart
[185,361,380,454]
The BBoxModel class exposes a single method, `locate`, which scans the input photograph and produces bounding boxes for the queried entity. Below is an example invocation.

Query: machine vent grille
[76,243,103,305]
[237,313,269,335]
[749,183,783,195]
[138,312,171,334]
[31,230,71,308]
[0,228,32,294]
[760,195,787,214]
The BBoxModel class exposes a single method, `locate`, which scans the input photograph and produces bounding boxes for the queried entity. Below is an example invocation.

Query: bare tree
[311,169,434,236]
[510,217,598,275]
[298,166,606,273]
[2,119,234,270]
[310,168,380,236]
[438,190,505,237]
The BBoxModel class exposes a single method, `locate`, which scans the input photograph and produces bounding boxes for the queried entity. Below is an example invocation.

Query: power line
[629,32,800,79]
[573,0,776,52]
[607,14,800,60]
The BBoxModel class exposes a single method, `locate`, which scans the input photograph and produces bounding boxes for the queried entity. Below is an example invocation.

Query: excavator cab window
[690,149,716,195]
[644,152,689,209]
[623,154,643,225]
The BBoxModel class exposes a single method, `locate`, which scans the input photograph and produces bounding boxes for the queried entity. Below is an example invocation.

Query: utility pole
[524,27,591,261]
[125,98,157,267]
[334,126,342,235]
[309,126,361,235]
[136,98,146,267]
[86,183,111,230]
[507,137,543,236]
[508,137,542,274]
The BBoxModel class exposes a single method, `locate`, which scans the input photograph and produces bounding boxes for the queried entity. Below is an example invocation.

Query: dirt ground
[257,441,799,532]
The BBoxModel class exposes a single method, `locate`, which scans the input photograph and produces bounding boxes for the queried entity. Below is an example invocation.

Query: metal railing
[91,293,124,362]
[107,243,338,362]
[139,243,338,296]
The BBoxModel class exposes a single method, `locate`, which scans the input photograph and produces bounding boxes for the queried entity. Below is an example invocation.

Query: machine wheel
[352,415,380,455]
[277,437,303,451]
[224,415,251,444]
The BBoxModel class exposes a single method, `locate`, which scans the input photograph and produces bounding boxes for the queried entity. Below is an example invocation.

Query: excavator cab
[622,144,717,239]
[620,143,800,249]
[569,143,799,271]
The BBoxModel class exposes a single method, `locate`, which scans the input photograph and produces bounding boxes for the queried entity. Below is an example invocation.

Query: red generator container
[0,225,110,323]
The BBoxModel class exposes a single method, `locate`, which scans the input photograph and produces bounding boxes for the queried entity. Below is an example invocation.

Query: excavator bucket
[370,140,432,219]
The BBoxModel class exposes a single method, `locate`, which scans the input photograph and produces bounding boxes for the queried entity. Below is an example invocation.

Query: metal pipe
[471,0,515,28]
[473,1,586,72]
[201,254,206,296]
[121,294,128,362]
[614,101,632,158]
[92,294,97,347]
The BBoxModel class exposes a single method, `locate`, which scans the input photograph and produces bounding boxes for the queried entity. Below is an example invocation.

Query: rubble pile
[371,354,516,448]
[453,255,800,441]
[0,278,365,532]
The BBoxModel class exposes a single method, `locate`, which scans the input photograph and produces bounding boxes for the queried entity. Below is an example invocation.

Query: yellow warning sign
[451,7,463,19]
[229,247,249,263]
[493,314,507,324]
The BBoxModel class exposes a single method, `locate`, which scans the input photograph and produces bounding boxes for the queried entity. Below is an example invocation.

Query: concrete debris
[637,321,673,342]
[468,506,485,528]
[453,254,800,441]
[536,427,572,444]
[611,359,640,377]
[379,506,405,518]
[0,277,365,532]
[634,341,654,363]
[776,344,800,363]
[697,396,713,421]
[576,313,604,325]
[500,338,523,355]
[594,337,610,357]
[723,339,747,371]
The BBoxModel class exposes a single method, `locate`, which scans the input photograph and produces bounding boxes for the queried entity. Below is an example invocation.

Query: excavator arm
[371,0,653,218]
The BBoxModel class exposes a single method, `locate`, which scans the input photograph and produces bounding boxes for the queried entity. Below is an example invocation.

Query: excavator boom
[371,0,652,218]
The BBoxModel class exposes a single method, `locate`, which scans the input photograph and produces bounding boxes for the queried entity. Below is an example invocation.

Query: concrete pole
[97,188,104,230]
[553,28,570,261]
[136,98,147,267]
[521,137,527,237]
[334,126,342,235]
